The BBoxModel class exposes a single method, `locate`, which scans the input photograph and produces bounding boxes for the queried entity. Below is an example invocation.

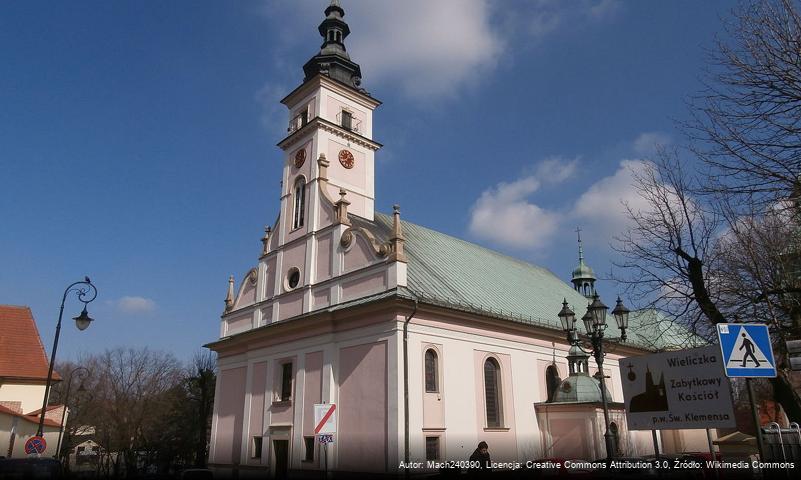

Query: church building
[205,2,711,477]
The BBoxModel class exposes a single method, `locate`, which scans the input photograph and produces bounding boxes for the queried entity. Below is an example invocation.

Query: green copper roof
[370,213,696,351]
[552,373,611,403]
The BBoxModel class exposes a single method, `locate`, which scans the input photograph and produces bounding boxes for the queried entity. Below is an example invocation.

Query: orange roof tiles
[0,305,60,381]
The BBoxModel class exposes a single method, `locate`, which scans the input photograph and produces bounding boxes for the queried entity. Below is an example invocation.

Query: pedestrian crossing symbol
[717,323,776,378]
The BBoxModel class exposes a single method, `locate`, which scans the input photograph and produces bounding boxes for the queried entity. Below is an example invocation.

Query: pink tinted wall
[246,362,268,464]
[338,341,387,472]
[227,315,252,335]
[312,288,330,310]
[302,352,323,436]
[213,367,247,464]
[340,270,386,302]
[278,291,303,321]
[237,280,256,308]
[264,257,277,300]
[282,243,307,286]
[316,234,332,281]
[550,418,591,459]
[327,139,366,190]
[343,235,374,273]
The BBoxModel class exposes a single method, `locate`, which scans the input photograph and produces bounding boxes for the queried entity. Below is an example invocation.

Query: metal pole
[37,297,67,437]
[594,335,615,462]
[746,378,766,460]
[55,377,73,460]
[705,429,715,458]
[652,430,660,457]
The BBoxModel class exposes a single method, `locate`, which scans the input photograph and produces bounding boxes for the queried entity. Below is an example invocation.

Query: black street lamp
[558,293,630,462]
[37,278,97,438]
[56,366,90,461]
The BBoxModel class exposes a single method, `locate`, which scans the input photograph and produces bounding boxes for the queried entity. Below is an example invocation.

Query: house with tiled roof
[205,2,712,477]
[0,305,65,458]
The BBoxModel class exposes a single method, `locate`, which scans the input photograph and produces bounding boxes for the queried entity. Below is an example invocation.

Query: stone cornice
[277,116,382,151]
[281,74,381,110]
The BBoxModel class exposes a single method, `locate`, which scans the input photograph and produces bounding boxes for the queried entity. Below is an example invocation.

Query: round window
[287,268,301,290]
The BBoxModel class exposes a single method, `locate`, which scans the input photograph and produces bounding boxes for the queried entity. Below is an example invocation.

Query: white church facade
[205,2,712,477]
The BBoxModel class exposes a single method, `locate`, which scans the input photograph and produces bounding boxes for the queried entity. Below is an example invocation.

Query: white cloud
[468,157,578,250]
[346,0,503,99]
[261,1,621,102]
[632,131,672,157]
[586,0,623,21]
[572,159,652,237]
[113,296,157,314]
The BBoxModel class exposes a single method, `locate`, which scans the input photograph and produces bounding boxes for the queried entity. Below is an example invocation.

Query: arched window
[545,365,560,402]
[292,178,306,229]
[484,358,502,428]
[424,349,438,393]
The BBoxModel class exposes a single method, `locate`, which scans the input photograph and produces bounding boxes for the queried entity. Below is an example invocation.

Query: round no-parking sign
[24,436,47,455]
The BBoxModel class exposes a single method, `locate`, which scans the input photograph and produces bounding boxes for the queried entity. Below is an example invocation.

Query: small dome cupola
[552,344,611,403]
[571,227,596,298]
[303,1,367,93]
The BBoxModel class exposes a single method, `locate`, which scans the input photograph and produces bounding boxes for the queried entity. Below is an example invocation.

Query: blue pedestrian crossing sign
[717,323,776,378]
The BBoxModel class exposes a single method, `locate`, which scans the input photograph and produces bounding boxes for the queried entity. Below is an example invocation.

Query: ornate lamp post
[56,366,89,461]
[558,294,630,461]
[37,278,97,438]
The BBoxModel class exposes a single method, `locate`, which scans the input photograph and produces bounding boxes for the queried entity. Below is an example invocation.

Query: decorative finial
[389,204,406,262]
[335,188,351,225]
[224,275,235,312]
[576,226,584,262]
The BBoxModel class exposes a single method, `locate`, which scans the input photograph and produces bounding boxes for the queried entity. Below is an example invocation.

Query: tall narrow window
[425,437,440,461]
[341,110,352,130]
[252,437,263,459]
[484,358,502,428]
[424,349,438,393]
[304,436,315,462]
[280,362,293,401]
[293,178,305,229]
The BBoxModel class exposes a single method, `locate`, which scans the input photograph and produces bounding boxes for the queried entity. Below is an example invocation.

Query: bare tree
[613,150,723,341]
[688,0,801,210]
[87,347,182,475]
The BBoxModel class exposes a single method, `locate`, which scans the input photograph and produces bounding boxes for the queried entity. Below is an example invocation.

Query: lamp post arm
[36,280,96,439]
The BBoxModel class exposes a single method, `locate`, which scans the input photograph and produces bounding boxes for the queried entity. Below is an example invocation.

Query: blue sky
[1,0,732,362]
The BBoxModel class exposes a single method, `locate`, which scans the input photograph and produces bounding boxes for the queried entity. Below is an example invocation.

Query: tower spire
[571,226,597,298]
[303,0,366,92]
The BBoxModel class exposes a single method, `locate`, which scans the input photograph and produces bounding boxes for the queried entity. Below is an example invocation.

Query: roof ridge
[374,211,560,277]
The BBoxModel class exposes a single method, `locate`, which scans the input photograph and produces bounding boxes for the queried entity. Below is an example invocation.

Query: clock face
[338,149,355,169]
[294,149,306,168]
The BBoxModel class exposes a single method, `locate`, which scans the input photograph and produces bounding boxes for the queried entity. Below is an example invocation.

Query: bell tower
[275,0,381,251]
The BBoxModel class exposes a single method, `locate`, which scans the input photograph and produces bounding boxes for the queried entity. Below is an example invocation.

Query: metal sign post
[717,324,777,461]
[746,378,766,461]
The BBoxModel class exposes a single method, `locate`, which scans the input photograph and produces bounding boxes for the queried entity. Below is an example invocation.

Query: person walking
[739,333,761,367]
